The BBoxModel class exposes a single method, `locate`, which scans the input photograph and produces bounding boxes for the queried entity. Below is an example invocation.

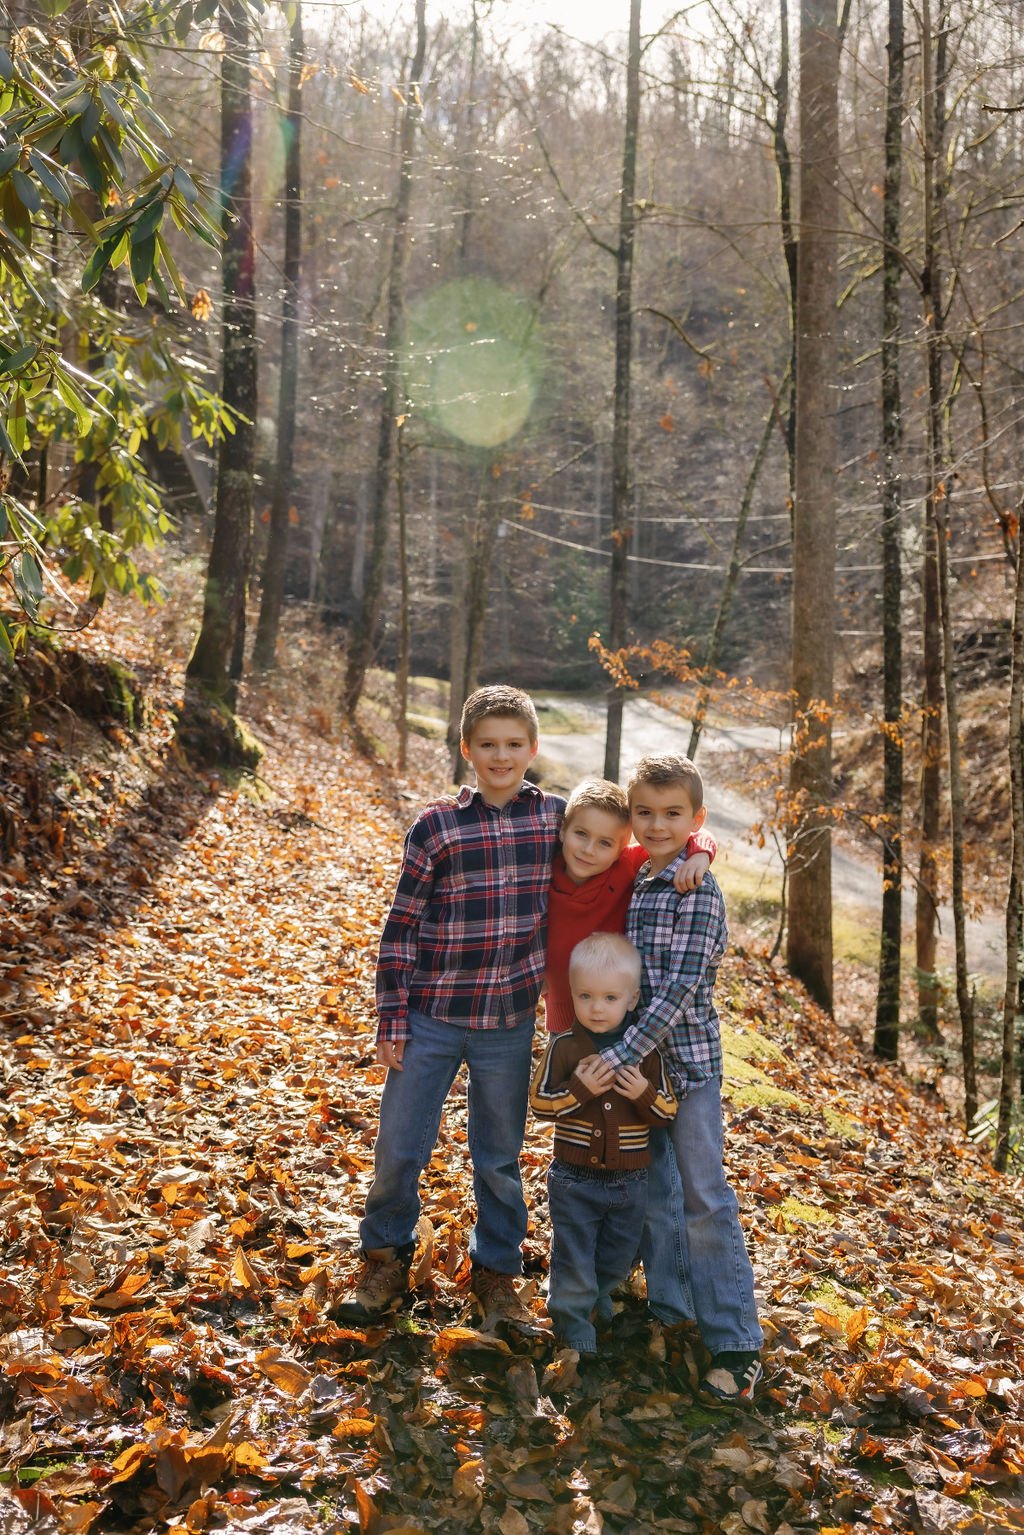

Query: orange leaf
[231,1247,262,1295]
[333,1418,377,1439]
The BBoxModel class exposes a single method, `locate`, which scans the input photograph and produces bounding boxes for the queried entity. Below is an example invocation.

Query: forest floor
[1,580,1024,1535]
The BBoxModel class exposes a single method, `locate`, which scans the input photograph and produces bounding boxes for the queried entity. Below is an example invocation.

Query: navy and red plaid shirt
[376,782,566,1044]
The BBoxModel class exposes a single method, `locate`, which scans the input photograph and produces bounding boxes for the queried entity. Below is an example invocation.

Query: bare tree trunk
[786,0,839,1011]
[927,10,976,1125]
[342,0,427,721]
[688,385,781,759]
[395,424,410,773]
[916,0,946,1038]
[462,478,500,699]
[186,0,257,708]
[774,0,797,506]
[874,0,905,1062]
[252,4,304,672]
[604,0,641,783]
[448,515,468,782]
[998,506,1024,1170]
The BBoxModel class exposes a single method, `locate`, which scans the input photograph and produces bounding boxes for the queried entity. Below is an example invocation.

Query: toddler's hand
[575,1055,617,1092]
[614,1064,649,1101]
[675,851,710,892]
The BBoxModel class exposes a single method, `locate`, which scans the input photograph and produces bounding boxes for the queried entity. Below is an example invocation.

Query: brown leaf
[254,1347,313,1396]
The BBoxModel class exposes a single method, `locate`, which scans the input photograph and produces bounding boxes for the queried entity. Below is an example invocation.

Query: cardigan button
[603,1102,613,1110]
[590,1156,599,1164]
[592,1127,601,1136]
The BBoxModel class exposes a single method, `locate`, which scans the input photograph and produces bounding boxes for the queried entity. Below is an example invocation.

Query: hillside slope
[1,594,1022,1535]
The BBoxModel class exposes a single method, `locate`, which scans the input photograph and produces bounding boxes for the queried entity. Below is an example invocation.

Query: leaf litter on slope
[0,589,1023,1534]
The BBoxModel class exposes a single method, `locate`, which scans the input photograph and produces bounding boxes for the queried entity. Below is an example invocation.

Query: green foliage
[0,1,258,654]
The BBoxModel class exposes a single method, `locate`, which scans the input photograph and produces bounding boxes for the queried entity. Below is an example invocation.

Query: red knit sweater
[543,831,717,1033]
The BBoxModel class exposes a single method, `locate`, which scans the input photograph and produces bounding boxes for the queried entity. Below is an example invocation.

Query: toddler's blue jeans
[546,1160,648,1352]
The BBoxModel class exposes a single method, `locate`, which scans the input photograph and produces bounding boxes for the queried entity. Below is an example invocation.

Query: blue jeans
[546,1161,648,1353]
[641,1078,763,1354]
[360,1010,535,1274]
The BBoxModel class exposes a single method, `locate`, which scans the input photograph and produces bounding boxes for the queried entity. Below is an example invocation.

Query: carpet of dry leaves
[1,586,1023,1535]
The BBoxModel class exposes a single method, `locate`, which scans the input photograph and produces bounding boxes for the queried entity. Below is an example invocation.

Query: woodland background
[1,1,1024,1528]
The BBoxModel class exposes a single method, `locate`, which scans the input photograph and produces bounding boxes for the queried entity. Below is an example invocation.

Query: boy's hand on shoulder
[376,1039,406,1071]
[614,1064,649,1101]
[674,852,710,893]
[575,1054,616,1092]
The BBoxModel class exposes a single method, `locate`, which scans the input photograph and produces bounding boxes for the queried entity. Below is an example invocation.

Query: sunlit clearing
[404,278,541,449]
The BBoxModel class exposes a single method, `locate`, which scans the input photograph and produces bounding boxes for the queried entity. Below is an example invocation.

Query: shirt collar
[455,781,540,809]
[642,849,687,883]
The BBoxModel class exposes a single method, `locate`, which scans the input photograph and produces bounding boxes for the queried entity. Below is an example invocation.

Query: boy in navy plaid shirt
[598,753,764,1404]
[339,685,565,1328]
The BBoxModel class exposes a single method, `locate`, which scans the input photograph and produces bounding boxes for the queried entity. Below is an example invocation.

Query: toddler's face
[559,807,630,884]
[570,965,640,1033]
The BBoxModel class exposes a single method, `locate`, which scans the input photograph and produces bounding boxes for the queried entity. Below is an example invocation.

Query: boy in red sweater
[544,779,717,1033]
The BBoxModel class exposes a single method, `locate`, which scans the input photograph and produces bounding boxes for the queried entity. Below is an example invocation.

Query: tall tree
[915,1,947,1038]
[604,0,642,782]
[342,0,427,722]
[786,0,840,1011]
[925,5,976,1124]
[998,503,1024,1171]
[873,0,905,1061]
[187,0,258,706]
[253,3,304,673]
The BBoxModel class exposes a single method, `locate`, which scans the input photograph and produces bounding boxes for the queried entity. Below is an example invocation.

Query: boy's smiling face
[460,714,538,806]
[559,807,630,885]
[630,782,706,876]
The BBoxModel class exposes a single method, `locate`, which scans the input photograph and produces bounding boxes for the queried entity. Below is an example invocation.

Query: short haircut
[627,753,704,812]
[568,931,642,989]
[563,778,629,828]
[460,685,539,747]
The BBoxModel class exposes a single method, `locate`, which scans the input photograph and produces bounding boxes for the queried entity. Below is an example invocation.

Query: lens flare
[404,278,541,449]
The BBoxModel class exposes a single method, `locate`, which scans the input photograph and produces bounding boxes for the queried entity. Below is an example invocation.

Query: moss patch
[175,686,264,772]
[777,1196,837,1230]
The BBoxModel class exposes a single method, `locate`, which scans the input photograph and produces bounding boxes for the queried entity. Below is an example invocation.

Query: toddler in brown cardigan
[530,933,677,1352]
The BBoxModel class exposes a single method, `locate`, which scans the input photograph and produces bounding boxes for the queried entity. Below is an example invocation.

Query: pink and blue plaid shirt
[600,860,728,1097]
[376,782,566,1044]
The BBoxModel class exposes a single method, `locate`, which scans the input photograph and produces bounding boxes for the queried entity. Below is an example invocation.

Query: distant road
[538,694,1005,983]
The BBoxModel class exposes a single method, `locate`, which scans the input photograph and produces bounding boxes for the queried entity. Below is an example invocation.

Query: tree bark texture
[916,0,947,1037]
[786,0,839,1011]
[395,426,410,773]
[604,0,641,783]
[342,0,427,720]
[773,0,797,507]
[874,0,905,1061]
[927,10,976,1125]
[997,510,1024,1170]
[252,4,304,672]
[187,0,258,709]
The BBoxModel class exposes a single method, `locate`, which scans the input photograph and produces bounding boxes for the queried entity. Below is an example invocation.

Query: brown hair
[627,753,704,812]
[563,778,629,828]
[460,685,539,747]
[569,932,642,988]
